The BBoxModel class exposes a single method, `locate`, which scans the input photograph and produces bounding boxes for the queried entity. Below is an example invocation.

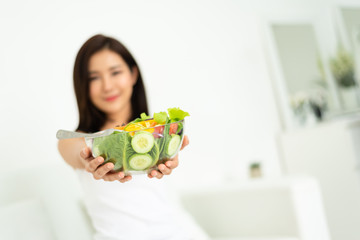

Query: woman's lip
[105,95,119,102]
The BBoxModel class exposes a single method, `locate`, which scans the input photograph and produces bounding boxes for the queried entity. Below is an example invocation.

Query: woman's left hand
[148,135,189,179]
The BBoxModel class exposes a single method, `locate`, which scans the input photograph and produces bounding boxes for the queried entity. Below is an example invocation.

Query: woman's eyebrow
[89,65,122,75]
[109,65,122,70]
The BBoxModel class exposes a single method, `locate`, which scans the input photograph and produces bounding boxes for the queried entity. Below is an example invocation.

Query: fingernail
[107,164,112,169]
[97,158,103,163]
[166,162,171,167]
[153,172,157,177]
[82,149,86,154]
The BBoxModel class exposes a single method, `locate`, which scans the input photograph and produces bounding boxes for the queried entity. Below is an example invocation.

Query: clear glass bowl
[85,120,185,175]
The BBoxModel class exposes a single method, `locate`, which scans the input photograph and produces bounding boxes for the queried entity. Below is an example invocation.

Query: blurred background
[1,0,360,239]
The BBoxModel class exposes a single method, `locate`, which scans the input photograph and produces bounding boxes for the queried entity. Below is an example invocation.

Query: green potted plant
[330,46,359,109]
[249,162,262,178]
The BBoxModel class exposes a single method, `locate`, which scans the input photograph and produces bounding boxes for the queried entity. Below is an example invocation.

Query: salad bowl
[85,108,188,175]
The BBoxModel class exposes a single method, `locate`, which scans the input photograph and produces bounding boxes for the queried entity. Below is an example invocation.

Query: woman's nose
[102,76,113,91]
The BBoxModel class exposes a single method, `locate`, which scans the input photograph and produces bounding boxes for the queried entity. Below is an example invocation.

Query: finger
[85,156,104,172]
[165,155,179,169]
[150,169,164,179]
[165,158,179,170]
[80,147,92,159]
[150,169,159,178]
[93,162,114,180]
[119,175,132,183]
[155,172,164,179]
[103,171,125,181]
[158,164,171,175]
[180,135,189,150]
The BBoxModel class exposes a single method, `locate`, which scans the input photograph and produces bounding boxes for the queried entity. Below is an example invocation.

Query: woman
[58,34,192,240]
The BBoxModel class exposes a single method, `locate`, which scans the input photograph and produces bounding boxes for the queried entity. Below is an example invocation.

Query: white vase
[339,87,360,110]
[292,103,318,128]
[303,102,318,127]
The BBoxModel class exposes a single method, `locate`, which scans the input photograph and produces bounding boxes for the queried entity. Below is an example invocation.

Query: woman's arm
[58,138,132,182]
[58,138,87,169]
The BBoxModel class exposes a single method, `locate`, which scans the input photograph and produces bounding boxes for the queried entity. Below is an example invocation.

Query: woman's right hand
[80,147,132,183]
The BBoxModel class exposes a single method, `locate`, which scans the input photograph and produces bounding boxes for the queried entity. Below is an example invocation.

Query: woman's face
[88,49,137,115]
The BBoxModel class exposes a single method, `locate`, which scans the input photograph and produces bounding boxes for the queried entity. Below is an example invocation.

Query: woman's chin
[103,104,129,116]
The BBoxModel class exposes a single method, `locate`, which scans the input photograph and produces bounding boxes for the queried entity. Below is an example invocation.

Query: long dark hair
[73,34,148,133]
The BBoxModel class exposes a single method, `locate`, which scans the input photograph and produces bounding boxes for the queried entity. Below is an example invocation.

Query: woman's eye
[112,71,122,76]
[89,76,99,81]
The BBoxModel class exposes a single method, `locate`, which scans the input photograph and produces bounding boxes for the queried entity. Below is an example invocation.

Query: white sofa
[0,163,330,240]
[179,177,331,240]
[0,162,94,240]
[0,162,208,240]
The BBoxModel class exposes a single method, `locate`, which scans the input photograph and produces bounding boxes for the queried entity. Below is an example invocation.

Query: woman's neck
[103,103,132,129]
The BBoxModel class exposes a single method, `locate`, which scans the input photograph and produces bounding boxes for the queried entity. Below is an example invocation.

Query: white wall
[1,0,358,189]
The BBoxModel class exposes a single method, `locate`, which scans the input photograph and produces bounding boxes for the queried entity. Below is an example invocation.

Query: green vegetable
[131,131,155,153]
[125,112,151,126]
[154,111,168,124]
[140,112,151,121]
[167,107,190,122]
[152,107,189,124]
[176,122,183,134]
[92,133,135,171]
[128,154,153,170]
[90,107,189,174]
[149,141,160,166]
[157,122,171,160]
[166,134,181,157]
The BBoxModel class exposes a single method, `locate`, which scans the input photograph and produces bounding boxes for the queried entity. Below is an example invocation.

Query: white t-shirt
[76,170,193,240]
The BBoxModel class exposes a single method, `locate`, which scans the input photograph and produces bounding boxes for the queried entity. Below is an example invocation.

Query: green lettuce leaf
[149,141,160,167]
[92,133,135,171]
[167,107,190,122]
[122,133,136,171]
[158,123,171,160]
[140,112,151,120]
[176,122,183,134]
[129,118,142,124]
[153,111,168,124]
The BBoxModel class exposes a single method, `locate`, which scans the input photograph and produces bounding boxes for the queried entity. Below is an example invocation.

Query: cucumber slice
[131,131,155,153]
[128,154,153,170]
[166,134,181,157]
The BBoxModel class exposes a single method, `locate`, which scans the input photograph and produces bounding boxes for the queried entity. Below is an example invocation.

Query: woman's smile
[104,95,119,102]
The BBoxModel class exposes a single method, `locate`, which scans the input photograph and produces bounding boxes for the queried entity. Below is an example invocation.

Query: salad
[86,107,190,175]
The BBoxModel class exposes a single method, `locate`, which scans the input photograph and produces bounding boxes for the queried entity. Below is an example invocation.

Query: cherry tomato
[153,125,165,138]
[169,123,178,135]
